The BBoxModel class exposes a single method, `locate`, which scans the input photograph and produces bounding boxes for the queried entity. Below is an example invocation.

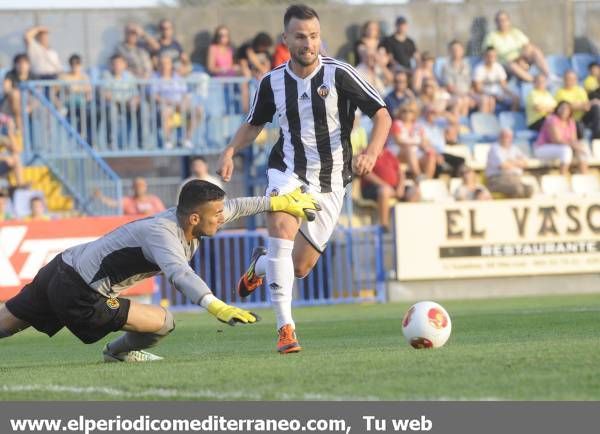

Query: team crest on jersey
[317,83,329,99]
[106,297,120,310]
[269,188,280,197]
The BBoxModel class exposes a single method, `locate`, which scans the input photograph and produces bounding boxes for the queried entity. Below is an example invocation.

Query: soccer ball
[402,301,452,349]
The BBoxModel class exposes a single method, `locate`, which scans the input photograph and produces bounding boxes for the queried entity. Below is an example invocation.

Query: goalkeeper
[0,180,320,362]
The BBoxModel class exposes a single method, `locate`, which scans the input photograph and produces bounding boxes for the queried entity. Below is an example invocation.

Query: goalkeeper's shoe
[102,344,163,363]
[237,246,267,298]
[277,324,302,354]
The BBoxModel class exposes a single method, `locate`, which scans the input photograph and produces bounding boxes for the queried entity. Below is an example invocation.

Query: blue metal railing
[154,225,386,309]
[21,82,122,216]
[23,75,252,158]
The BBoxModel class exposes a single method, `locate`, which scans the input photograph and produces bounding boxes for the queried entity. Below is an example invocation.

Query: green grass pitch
[1,294,599,400]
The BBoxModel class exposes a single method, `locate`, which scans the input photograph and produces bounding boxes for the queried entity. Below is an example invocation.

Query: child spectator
[59,54,92,138]
[25,196,50,221]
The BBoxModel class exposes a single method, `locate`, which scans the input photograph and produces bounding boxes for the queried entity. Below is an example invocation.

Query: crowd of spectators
[0,10,599,227]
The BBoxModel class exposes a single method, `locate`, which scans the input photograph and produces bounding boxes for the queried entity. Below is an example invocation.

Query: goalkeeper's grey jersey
[61,197,270,304]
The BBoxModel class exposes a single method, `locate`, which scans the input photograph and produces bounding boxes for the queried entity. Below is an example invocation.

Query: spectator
[59,54,92,138]
[179,156,223,198]
[0,189,13,221]
[207,25,238,77]
[24,26,62,79]
[483,10,550,82]
[412,51,437,92]
[101,54,141,148]
[272,35,290,68]
[380,16,418,71]
[441,40,478,117]
[145,19,182,62]
[356,47,391,96]
[525,74,557,131]
[95,177,165,215]
[353,20,383,66]
[485,129,533,198]
[361,147,419,232]
[473,46,519,112]
[453,166,491,201]
[0,134,24,187]
[555,70,600,140]
[116,23,153,79]
[2,53,36,131]
[534,101,590,175]
[384,70,415,118]
[237,32,273,80]
[151,54,201,149]
[583,62,600,98]
[418,78,454,122]
[25,196,50,221]
[389,101,437,180]
[420,105,465,177]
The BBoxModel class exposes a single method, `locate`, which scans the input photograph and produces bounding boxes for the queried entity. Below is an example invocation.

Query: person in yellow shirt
[555,70,600,139]
[525,74,557,131]
[583,62,600,98]
[483,10,550,82]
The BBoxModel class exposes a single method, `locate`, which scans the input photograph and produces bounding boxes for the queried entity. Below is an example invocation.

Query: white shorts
[266,169,346,253]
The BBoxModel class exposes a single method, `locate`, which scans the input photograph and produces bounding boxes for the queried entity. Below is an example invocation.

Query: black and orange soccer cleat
[277,324,302,354]
[237,246,267,298]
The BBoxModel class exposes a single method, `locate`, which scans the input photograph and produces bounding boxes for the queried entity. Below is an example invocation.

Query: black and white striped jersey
[246,56,386,193]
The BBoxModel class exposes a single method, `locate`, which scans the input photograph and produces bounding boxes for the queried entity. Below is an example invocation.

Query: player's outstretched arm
[222,188,321,224]
[353,107,392,176]
[217,123,264,182]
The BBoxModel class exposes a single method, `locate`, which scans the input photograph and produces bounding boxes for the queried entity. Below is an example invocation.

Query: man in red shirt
[122,177,165,215]
[361,148,419,231]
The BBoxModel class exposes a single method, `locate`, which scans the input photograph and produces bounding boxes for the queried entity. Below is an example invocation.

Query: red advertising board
[0,216,155,301]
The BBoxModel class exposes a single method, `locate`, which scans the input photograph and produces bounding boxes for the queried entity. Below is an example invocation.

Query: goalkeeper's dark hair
[177,180,225,216]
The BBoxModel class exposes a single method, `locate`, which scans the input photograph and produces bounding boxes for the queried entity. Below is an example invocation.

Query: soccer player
[0,180,320,362]
[217,4,392,353]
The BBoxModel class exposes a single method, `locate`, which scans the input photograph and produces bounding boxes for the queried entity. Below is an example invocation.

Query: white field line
[0,384,505,401]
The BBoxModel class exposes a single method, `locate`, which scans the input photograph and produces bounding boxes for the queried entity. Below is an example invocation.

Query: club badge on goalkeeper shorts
[106,297,120,310]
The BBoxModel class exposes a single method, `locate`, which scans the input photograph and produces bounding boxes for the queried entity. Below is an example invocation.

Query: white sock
[254,254,267,277]
[266,237,295,330]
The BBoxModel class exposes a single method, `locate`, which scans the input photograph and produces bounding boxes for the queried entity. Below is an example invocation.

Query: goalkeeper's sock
[106,309,175,355]
[266,237,295,330]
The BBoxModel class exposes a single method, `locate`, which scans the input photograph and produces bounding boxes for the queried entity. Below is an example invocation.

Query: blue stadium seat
[470,112,501,142]
[498,111,537,143]
[571,53,597,80]
[433,57,447,83]
[466,56,480,71]
[520,82,534,108]
[204,84,227,118]
[546,55,571,78]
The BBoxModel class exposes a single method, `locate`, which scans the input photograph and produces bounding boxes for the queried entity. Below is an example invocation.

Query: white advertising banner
[394,198,600,280]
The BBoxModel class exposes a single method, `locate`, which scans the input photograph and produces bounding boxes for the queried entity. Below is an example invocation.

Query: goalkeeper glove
[206,299,260,326]
[269,186,321,221]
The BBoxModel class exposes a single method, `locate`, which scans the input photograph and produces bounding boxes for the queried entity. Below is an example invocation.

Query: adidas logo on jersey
[299,92,310,101]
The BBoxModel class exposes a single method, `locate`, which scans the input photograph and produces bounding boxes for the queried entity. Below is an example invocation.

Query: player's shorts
[5,254,130,344]
[266,169,345,253]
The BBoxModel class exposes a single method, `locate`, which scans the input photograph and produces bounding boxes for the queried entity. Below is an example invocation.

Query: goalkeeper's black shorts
[5,254,130,344]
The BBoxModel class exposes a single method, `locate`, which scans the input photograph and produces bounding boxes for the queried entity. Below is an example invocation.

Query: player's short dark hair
[177,180,225,216]
[284,4,319,30]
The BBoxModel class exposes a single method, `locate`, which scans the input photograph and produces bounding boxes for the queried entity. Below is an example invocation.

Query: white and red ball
[402,301,452,349]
